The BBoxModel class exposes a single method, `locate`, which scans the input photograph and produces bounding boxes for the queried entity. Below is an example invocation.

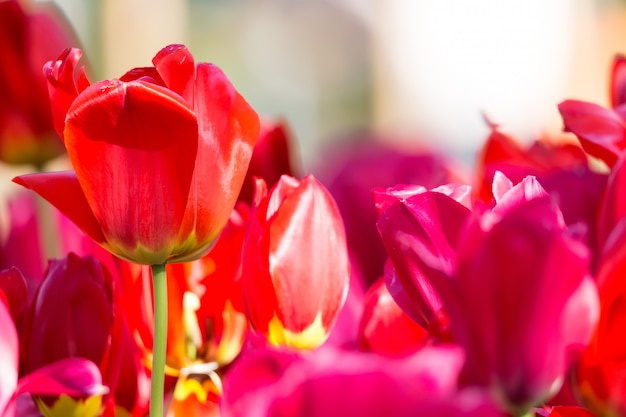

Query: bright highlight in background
[374,0,581,156]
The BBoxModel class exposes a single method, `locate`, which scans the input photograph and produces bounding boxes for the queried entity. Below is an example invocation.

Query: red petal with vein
[181,63,259,247]
[12,171,105,245]
[0,300,18,417]
[64,79,198,259]
[153,44,195,105]
[558,100,626,168]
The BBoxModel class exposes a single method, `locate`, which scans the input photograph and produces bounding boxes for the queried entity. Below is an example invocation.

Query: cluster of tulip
[2,1,626,417]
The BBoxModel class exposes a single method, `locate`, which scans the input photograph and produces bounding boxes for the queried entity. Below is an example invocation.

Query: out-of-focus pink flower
[238,120,297,204]
[357,277,428,357]
[0,192,44,298]
[0,289,106,417]
[242,175,350,350]
[0,0,79,166]
[221,344,504,417]
[317,137,466,287]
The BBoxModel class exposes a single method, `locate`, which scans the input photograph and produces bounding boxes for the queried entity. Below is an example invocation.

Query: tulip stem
[150,263,168,417]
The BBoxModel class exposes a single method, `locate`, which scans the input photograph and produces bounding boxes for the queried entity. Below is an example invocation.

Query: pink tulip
[222,344,504,417]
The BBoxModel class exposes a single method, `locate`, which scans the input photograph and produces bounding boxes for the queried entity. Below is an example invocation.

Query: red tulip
[357,277,428,357]
[575,219,626,415]
[0,0,79,165]
[242,175,350,350]
[13,44,260,265]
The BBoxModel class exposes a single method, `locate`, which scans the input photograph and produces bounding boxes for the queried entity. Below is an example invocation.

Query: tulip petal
[15,357,107,398]
[153,44,195,105]
[358,278,428,356]
[64,79,199,262]
[372,184,427,216]
[377,191,470,329]
[0,267,27,322]
[238,120,296,204]
[12,171,106,245]
[268,176,349,334]
[597,153,626,250]
[0,300,18,417]
[558,100,626,168]
[611,54,626,108]
[491,174,549,218]
[176,63,259,257]
[452,198,592,405]
[43,47,88,139]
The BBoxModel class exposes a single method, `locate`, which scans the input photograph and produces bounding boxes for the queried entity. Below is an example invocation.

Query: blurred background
[42,0,626,169]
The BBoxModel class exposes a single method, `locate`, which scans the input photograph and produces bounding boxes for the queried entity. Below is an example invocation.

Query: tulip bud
[20,253,115,416]
[242,175,350,350]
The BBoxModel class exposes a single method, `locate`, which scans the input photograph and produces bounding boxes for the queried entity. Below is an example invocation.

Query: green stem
[150,263,168,417]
